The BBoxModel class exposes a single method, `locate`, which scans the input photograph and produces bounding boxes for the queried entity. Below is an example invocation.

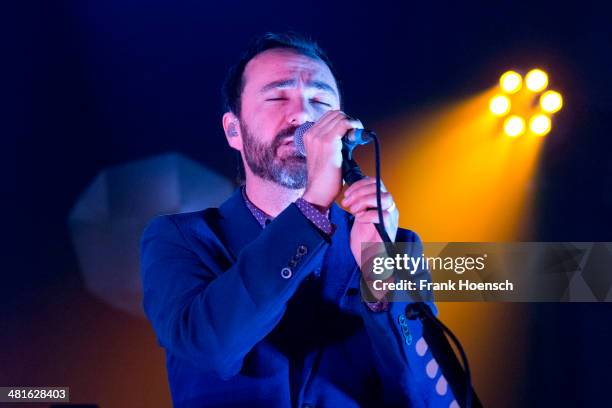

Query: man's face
[237,49,340,189]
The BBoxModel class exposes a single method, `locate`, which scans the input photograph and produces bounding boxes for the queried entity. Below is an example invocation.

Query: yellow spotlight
[499,71,522,94]
[504,115,526,137]
[529,114,551,136]
[540,90,563,113]
[525,69,548,92]
[489,95,511,116]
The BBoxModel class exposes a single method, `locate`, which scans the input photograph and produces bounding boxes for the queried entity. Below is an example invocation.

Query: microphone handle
[341,145,365,184]
[341,146,389,241]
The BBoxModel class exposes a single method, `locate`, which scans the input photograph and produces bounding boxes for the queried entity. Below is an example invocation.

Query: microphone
[294,118,393,247]
[293,121,374,157]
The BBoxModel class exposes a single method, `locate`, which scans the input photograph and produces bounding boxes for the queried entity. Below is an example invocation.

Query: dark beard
[241,122,307,189]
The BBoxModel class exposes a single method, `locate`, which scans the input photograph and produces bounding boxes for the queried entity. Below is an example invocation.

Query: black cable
[369,132,393,244]
[369,132,473,408]
[419,304,473,408]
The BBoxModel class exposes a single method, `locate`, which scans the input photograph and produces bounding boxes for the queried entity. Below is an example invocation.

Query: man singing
[141,32,456,407]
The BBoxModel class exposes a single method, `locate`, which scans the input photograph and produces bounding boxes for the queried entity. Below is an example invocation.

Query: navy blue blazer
[141,188,455,407]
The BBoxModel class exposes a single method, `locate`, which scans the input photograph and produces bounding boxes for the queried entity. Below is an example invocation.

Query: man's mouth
[276,138,295,152]
[276,139,304,160]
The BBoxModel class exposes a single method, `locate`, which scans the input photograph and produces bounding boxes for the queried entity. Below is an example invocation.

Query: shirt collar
[241,184,332,229]
[241,185,272,228]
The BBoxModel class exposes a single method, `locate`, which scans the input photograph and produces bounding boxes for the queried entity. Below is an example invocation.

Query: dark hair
[222,32,341,116]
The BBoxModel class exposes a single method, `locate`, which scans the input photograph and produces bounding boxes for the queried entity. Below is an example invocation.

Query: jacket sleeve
[140,204,329,379]
[359,230,458,408]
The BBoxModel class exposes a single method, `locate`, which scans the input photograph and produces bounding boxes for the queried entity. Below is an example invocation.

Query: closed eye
[311,99,331,107]
[266,97,288,101]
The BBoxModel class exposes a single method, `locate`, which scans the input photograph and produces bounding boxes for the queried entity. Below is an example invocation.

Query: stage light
[504,115,526,137]
[529,114,551,135]
[540,90,563,113]
[525,69,548,92]
[499,71,522,94]
[489,95,511,116]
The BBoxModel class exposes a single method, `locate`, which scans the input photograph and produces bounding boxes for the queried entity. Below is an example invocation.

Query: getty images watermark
[360,242,612,302]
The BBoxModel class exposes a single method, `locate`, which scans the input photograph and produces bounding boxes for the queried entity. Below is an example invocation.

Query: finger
[354,209,393,224]
[304,110,342,139]
[343,176,373,198]
[346,192,394,214]
[343,179,376,204]
[314,110,346,131]
[342,179,388,206]
[346,115,364,130]
[320,112,363,142]
[305,112,345,145]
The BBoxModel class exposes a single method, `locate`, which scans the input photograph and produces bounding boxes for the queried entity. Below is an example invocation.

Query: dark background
[6,1,612,406]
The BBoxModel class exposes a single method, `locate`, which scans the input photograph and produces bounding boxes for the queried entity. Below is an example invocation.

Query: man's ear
[222,112,242,151]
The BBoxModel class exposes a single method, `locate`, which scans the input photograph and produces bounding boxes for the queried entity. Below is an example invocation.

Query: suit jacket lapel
[213,187,263,261]
[321,204,360,305]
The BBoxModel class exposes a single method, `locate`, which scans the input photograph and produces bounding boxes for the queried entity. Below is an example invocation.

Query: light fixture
[500,71,522,94]
[504,115,526,137]
[529,114,552,136]
[525,69,548,92]
[489,95,511,116]
[540,90,563,113]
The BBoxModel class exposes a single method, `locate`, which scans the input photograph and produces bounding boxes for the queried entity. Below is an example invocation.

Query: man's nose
[286,98,314,126]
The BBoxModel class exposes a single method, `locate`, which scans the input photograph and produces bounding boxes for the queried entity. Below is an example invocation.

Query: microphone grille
[294,121,315,157]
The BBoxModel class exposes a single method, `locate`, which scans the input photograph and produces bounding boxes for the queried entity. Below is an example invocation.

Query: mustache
[272,125,299,151]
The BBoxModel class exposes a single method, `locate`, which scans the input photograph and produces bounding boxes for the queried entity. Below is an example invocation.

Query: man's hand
[341,177,399,267]
[301,110,363,209]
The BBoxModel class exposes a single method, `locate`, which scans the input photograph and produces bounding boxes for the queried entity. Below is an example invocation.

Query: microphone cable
[367,132,475,408]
